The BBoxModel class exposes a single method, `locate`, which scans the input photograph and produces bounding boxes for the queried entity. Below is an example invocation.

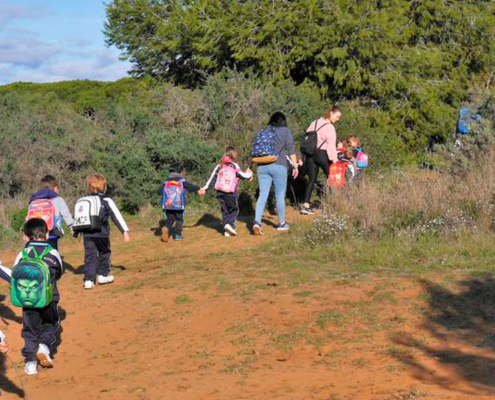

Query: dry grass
[322,148,495,238]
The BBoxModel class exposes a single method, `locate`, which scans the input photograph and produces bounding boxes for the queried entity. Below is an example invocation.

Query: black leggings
[303,150,331,204]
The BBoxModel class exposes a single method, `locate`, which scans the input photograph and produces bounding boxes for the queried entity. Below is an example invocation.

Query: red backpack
[328,162,349,188]
[26,199,56,230]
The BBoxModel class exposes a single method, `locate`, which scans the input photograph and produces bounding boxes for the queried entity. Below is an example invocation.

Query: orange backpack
[327,161,349,188]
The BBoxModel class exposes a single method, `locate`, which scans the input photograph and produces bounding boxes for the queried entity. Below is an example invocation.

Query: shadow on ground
[391,276,495,394]
[0,295,25,398]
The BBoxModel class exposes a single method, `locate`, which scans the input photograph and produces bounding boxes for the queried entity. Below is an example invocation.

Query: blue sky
[0,0,130,84]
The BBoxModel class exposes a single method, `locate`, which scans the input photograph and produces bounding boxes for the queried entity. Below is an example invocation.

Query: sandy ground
[1,210,494,400]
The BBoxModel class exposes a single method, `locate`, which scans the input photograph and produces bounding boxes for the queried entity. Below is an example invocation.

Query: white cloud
[0,1,51,25]
[0,1,130,84]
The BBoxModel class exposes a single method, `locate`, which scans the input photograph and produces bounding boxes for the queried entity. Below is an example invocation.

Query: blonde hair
[324,105,342,120]
[349,135,361,147]
[87,174,107,194]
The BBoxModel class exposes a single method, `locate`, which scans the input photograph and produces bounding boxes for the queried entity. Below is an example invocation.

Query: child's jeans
[217,193,239,227]
[164,210,184,236]
[22,302,60,361]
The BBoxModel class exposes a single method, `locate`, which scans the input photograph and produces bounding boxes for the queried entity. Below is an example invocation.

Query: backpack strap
[312,120,330,151]
[22,245,53,261]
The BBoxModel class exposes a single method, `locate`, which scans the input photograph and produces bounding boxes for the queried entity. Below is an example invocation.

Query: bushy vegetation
[0,73,325,229]
[105,0,495,154]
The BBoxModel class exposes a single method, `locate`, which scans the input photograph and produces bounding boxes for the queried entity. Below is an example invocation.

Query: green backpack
[10,246,53,308]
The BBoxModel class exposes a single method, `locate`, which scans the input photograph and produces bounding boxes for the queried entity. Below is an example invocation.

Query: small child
[328,148,356,188]
[1,219,63,375]
[81,175,130,290]
[202,147,253,237]
[336,139,349,161]
[159,164,204,242]
[0,260,9,356]
[348,135,368,173]
[28,175,74,251]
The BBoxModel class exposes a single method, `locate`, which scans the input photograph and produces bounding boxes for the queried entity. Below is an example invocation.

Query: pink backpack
[356,150,369,168]
[214,163,238,193]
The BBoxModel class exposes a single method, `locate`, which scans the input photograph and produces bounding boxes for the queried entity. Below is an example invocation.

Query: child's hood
[167,172,184,181]
[222,155,234,164]
[29,189,59,203]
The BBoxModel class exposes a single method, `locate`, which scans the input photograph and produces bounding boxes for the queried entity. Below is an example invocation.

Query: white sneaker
[97,275,115,285]
[224,232,231,237]
[84,280,95,290]
[37,344,53,368]
[224,224,237,236]
[25,361,38,375]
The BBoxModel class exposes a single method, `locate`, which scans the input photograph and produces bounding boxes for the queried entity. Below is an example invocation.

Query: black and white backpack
[72,196,102,233]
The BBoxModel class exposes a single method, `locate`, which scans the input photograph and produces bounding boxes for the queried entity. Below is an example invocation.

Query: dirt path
[1,211,495,399]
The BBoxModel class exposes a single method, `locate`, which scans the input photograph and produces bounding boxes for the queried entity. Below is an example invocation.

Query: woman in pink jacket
[301,105,342,214]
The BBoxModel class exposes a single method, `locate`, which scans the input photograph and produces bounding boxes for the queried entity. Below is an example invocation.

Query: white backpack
[73,196,102,233]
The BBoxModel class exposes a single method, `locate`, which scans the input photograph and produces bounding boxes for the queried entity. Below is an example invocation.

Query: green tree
[105,0,495,148]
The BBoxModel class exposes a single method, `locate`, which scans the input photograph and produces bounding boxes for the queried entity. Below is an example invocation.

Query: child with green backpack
[0,219,63,376]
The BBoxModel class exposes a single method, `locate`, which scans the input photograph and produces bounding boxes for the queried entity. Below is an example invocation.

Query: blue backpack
[251,127,278,164]
[162,180,186,211]
[457,107,482,135]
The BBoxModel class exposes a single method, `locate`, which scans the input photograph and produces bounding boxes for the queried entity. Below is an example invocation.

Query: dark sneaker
[174,234,184,241]
[300,207,314,215]
[277,222,291,231]
[253,222,263,236]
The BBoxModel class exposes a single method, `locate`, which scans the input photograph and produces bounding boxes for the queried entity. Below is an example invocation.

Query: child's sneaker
[224,232,231,237]
[97,275,115,285]
[25,361,38,375]
[253,222,263,236]
[161,227,169,242]
[300,206,314,215]
[224,224,237,236]
[277,222,291,231]
[84,280,95,290]
[174,234,184,241]
[37,344,54,368]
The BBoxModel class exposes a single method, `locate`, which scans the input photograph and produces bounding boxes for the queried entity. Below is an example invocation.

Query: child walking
[27,175,74,251]
[80,175,130,290]
[159,164,204,242]
[203,147,253,237]
[0,219,63,375]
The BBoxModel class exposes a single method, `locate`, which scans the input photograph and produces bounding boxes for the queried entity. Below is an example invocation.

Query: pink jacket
[307,118,338,162]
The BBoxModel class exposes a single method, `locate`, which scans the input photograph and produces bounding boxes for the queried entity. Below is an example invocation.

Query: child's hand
[123,232,131,242]
[0,341,8,354]
[198,188,206,196]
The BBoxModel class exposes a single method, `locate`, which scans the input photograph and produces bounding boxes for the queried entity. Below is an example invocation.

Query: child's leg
[83,236,98,283]
[39,302,60,354]
[22,308,42,362]
[174,212,184,235]
[217,195,230,226]
[224,194,239,228]
[95,238,111,277]
[164,212,176,236]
